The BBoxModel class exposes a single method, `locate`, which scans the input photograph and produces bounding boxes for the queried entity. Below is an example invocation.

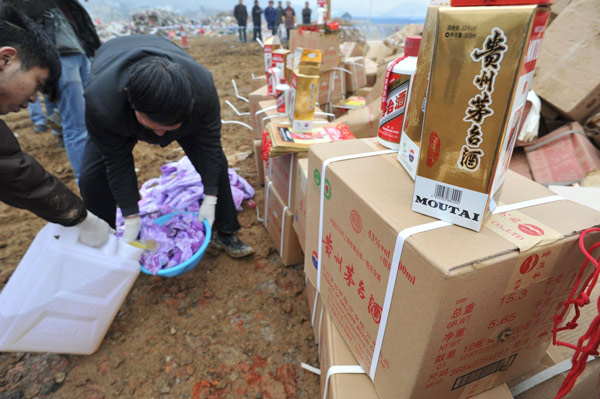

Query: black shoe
[209,232,255,258]
[56,135,65,148]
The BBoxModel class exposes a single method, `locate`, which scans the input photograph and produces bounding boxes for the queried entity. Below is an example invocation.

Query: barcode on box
[434,184,463,204]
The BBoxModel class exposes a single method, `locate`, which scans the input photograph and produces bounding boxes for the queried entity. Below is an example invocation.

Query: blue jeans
[28,96,56,127]
[238,25,247,42]
[57,54,90,181]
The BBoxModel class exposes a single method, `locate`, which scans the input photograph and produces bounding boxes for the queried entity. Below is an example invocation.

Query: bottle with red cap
[377,36,422,150]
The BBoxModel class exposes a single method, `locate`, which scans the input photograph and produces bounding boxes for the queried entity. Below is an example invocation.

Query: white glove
[198,195,217,227]
[78,210,111,248]
[122,214,142,243]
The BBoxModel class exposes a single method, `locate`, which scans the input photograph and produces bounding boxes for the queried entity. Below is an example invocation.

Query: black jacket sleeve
[0,120,86,226]
[85,108,140,217]
[177,83,225,197]
[3,0,57,18]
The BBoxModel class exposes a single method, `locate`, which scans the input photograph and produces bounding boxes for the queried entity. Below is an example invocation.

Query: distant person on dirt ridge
[234,0,248,43]
[276,1,284,30]
[5,0,101,182]
[284,1,296,42]
[302,2,311,25]
[252,0,262,42]
[0,5,110,248]
[79,35,256,259]
[264,0,277,35]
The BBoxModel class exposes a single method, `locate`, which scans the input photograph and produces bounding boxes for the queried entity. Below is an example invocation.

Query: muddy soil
[0,36,320,399]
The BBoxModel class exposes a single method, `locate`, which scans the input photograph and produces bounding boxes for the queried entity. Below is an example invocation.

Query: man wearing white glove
[79,35,254,258]
[0,6,110,249]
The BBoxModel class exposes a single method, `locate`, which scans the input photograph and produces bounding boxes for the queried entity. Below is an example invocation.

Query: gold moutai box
[412,5,550,231]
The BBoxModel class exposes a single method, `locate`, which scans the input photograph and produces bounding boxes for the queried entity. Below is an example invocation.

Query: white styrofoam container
[0,223,141,355]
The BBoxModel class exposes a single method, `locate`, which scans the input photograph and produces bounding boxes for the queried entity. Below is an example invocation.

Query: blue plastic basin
[140,212,211,277]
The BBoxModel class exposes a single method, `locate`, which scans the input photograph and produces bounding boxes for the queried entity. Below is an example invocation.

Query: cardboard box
[267,153,298,208]
[264,178,303,266]
[306,275,323,344]
[313,279,514,399]
[293,158,309,252]
[525,122,600,185]
[340,41,368,58]
[304,138,600,399]
[290,30,341,72]
[251,74,267,91]
[334,100,380,139]
[253,139,265,186]
[254,99,287,140]
[343,57,368,93]
[400,6,439,180]
[509,285,600,399]
[366,40,394,64]
[508,147,532,181]
[319,69,345,106]
[250,86,271,139]
[414,5,551,231]
[365,58,378,88]
[532,0,600,123]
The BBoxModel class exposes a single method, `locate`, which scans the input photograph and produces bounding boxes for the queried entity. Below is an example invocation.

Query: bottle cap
[404,36,422,57]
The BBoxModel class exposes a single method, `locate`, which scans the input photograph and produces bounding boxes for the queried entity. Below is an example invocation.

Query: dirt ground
[0,36,321,399]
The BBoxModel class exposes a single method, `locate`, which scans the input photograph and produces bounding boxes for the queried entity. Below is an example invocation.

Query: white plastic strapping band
[323,365,366,399]
[287,154,295,208]
[264,181,272,228]
[221,119,253,130]
[300,362,321,375]
[510,356,596,396]
[232,79,249,103]
[280,205,288,255]
[368,195,565,379]
[225,100,250,116]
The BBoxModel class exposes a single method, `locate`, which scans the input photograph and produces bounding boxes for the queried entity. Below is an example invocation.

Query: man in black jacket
[5,0,101,181]
[251,0,262,42]
[302,2,311,25]
[0,5,109,247]
[79,35,255,258]
[234,0,248,43]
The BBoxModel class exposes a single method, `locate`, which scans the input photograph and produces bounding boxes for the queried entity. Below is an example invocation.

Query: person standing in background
[234,0,248,43]
[264,0,277,35]
[251,0,262,42]
[276,1,284,34]
[284,1,295,42]
[302,1,311,25]
[6,0,101,182]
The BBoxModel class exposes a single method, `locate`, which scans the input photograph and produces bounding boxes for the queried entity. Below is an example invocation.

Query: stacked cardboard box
[533,0,600,123]
[302,138,600,399]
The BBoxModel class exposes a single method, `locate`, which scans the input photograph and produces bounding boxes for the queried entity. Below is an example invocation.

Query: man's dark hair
[126,56,195,126]
[0,5,61,102]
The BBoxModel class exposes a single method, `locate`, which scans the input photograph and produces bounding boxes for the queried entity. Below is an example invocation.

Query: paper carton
[253,139,265,186]
[319,69,344,106]
[343,57,368,93]
[524,122,600,185]
[340,41,368,58]
[303,138,600,399]
[507,148,532,181]
[290,30,341,72]
[264,178,303,266]
[532,0,600,123]
[365,58,378,88]
[334,100,381,139]
[272,49,290,81]
[268,153,300,208]
[309,279,514,399]
[250,86,271,139]
[293,158,309,252]
[413,5,551,231]
[251,74,267,91]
